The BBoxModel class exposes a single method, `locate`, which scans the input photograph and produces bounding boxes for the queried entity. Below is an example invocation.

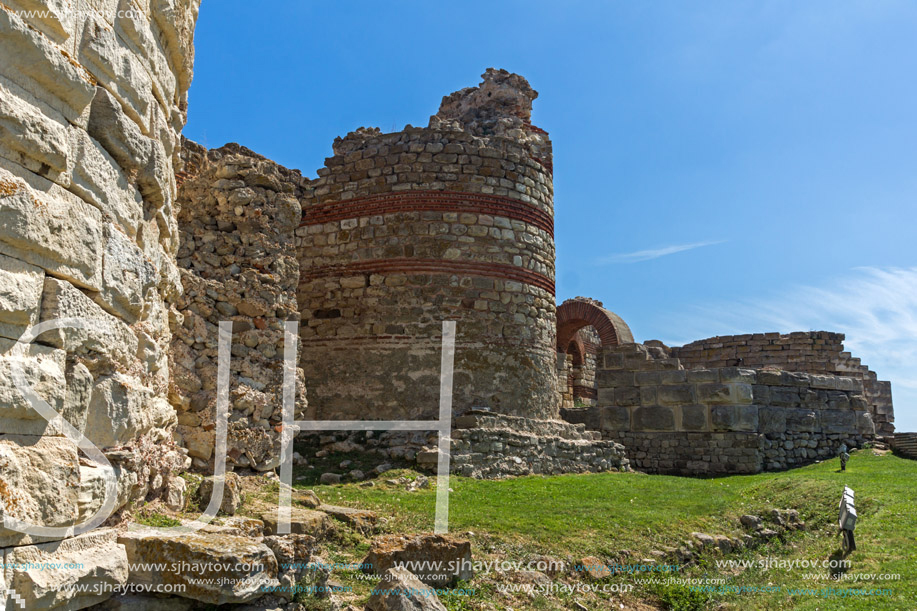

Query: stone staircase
[890,433,917,460]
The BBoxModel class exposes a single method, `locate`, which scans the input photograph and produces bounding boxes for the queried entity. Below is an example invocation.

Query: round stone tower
[296,69,557,420]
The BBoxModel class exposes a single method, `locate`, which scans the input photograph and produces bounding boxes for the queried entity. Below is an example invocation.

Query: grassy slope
[297,451,916,610]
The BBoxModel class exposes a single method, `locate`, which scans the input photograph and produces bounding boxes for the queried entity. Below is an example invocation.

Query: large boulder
[362,534,473,587]
[118,527,279,605]
[366,567,447,611]
[195,472,244,515]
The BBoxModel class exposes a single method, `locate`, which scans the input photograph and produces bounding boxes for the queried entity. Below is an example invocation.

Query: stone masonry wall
[296,69,558,420]
[0,0,200,597]
[170,140,308,473]
[450,411,630,478]
[562,343,875,475]
[667,331,894,435]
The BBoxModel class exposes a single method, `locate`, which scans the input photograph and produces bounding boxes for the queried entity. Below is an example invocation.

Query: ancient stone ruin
[0,1,898,608]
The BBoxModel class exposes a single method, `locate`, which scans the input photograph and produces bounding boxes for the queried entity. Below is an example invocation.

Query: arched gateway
[556,298,634,405]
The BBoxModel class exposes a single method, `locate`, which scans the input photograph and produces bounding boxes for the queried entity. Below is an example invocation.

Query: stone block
[150,0,201,95]
[639,385,657,406]
[0,8,95,123]
[855,411,876,435]
[596,387,615,405]
[835,377,862,392]
[657,384,695,406]
[92,223,158,323]
[366,567,447,611]
[596,369,634,388]
[710,405,759,432]
[600,405,630,431]
[0,434,81,547]
[0,165,103,290]
[79,13,155,132]
[2,0,74,44]
[718,367,757,384]
[39,277,139,367]
[87,86,160,199]
[785,408,817,432]
[362,534,473,587]
[614,386,640,407]
[0,75,70,183]
[697,383,732,404]
[67,127,144,238]
[0,252,43,340]
[686,369,718,383]
[681,404,708,431]
[660,369,687,384]
[5,528,129,610]
[635,371,660,385]
[818,409,857,434]
[119,528,279,604]
[808,374,837,390]
[632,406,675,431]
[758,406,787,434]
[0,338,67,436]
[85,373,173,448]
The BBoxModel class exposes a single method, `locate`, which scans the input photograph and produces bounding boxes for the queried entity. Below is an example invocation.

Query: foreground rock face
[118,528,279,605]
[363,534,473,587]
[0,0,200,546]
[170,141,307,472]
[366,567,448,611]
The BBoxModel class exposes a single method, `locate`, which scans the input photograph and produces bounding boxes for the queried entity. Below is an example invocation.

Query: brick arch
[556,301,634,352]
[565,336,586,367]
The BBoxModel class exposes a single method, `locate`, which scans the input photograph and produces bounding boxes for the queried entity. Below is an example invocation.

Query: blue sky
[184,1,917,430]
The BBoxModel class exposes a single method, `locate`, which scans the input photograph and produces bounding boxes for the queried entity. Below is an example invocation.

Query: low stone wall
[666,331,894,436]
[449,411,630,478]
[561,343,875,475]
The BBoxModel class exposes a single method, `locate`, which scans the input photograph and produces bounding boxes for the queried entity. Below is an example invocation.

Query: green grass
[298,451,917,610]
[135,513,182,528]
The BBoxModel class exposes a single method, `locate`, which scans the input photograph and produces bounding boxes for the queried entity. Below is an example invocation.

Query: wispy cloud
[663,267,917,431]
[598,240,725,264]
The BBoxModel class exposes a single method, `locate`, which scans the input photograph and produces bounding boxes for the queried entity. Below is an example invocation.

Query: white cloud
[663,267,917,432]
[598,240,725,264]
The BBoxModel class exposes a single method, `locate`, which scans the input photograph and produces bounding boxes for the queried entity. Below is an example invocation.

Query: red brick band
[300,190,554,237]
[302,257,555,295]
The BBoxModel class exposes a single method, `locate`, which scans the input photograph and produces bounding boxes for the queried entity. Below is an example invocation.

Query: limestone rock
[260,506,333,538]
[195,472,244,515]
[0,76,69,184]
[319,504,378,533]
[67,128,144,238]
[363,534,473,587]
[85,373,172,449]
[0,252,43,341]
[38,277,139,369]
[366,567,447,611]
[5,528,128,610]
[0,338,67,436]
[0,7,95,123]
[0,165,103,290]
[0,434,80,547]
[118,527,279,605]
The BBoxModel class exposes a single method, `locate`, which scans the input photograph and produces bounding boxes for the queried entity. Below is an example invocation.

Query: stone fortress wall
[295,69,558,420]
[667,332,894,436]
[169,140,308,473]
[0,0,201,605]
[562,341,881,475]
